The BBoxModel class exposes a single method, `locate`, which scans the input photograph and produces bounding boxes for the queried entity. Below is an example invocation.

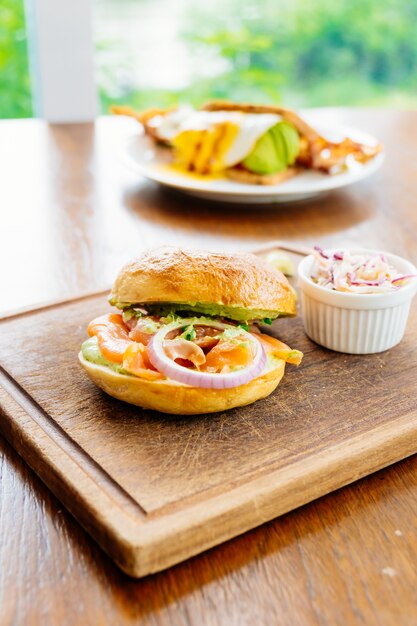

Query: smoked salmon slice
[164,338,206,368]
[202,339,253,372]
[88,313,131,364]
[123,342,164,380]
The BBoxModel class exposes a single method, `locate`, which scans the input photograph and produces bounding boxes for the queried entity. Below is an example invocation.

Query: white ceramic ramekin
[298,249,417,354]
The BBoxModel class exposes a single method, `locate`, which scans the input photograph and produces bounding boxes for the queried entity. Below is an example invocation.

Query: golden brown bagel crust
[110,247,296,316]
[79,352,285,415]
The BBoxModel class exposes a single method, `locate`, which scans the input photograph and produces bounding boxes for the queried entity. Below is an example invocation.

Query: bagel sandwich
[79,247,303,414]
[112,101,381,185]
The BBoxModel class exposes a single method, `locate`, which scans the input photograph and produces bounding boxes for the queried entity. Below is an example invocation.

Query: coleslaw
[311,247,417,294]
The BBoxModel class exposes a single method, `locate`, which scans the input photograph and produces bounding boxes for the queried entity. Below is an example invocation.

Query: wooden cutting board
[1,293,417,578]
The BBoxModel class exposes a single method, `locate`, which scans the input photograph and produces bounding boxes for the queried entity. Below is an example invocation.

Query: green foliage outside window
[0,0,32,118]
[100,0,417,111]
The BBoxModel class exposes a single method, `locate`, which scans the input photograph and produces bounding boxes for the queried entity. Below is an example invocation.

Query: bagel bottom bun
[78,352,286,415]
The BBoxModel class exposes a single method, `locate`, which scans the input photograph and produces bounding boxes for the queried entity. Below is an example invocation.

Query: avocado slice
[242,130,283,175]
[243,121,300,175]
[279,121,300,164]
[269,123,288,169]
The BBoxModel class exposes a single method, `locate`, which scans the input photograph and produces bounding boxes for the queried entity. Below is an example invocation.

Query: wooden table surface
[1,110,417,625]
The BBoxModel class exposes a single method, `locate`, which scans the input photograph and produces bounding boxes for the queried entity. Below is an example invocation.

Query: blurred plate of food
[116,101,384,204]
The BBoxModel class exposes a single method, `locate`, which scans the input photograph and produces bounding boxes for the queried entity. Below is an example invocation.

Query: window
[2,0,417,120]
[94,0,417,112]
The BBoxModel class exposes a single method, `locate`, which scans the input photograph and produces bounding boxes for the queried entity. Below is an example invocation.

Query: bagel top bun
[109,247,296,321]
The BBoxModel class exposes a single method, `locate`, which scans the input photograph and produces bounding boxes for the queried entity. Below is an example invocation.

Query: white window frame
[25,0,97,123]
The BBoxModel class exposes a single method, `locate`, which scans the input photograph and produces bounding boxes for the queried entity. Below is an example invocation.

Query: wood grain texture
[1,111,417,622]
[1,290,417,577]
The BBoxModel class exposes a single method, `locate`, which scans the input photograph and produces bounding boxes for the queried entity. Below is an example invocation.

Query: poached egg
[147,108,281,174]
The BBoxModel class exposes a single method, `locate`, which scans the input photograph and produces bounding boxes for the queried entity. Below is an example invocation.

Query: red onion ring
[147,319,266,389]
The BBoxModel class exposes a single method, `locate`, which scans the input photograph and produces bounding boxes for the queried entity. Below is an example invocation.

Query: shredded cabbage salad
[311,247,417,294]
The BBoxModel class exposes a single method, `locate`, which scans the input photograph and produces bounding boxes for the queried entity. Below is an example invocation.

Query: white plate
[122,124,384,204]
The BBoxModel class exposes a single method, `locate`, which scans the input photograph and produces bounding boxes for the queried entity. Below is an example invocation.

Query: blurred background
[2,0,417,120]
